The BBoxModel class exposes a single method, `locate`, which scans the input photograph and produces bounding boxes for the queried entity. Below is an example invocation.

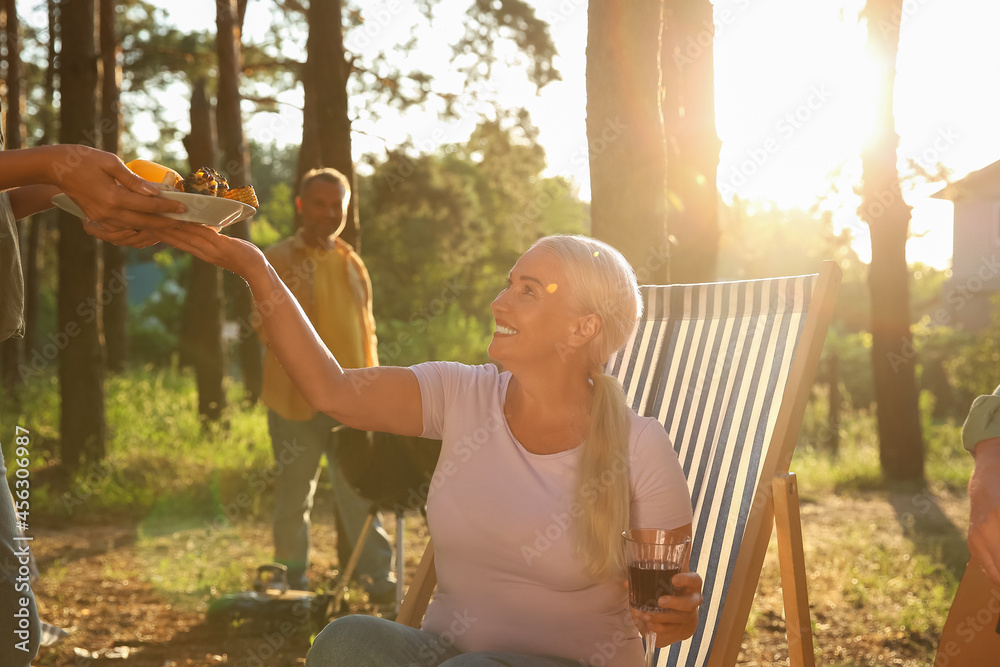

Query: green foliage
[717,201,863,282]
[127,251,189,367]
[251,182,296,245]
[910,263,950,315]
[249,141,299,216]
[794,386,972,496]
[249,140,298,246]
[457,0,561,89]
[822,328,876,410]
[944,294,1000,403]
[128,304,177,368]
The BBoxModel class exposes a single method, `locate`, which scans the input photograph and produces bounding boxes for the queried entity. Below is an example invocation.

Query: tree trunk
[22,0,60,362]
[860,0,924,484]
[99,0,129,373]
[662,0,720,284]
[180,78,227,422]
[296,0,359,250]
[216,0,261,403]
[586,0,669,285]
[39,0,58,147]
[1,0,24,391]
[58,0,106,468]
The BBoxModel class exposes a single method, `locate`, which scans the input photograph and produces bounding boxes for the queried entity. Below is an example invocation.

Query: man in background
[256,167,395,602]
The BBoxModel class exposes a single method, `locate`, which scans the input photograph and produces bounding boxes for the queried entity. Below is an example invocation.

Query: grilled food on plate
[126,159,258,208]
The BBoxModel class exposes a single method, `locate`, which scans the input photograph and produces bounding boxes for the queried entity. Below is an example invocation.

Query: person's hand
[49,145,185,230]
[628,571,703,647]
[142,220,265,278]
[969,437,1000,586]
[81,220,163,249]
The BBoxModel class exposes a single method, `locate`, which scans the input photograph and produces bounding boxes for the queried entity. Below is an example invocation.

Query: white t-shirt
[412,362,693,666]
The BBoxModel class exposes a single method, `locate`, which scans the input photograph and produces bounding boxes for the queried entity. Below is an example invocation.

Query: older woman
[141,226,703,667]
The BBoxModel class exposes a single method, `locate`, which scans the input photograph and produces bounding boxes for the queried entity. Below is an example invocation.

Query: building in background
[931,161,1000,331]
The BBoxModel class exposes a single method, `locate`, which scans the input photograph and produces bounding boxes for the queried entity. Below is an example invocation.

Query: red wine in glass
[628,560,681,612]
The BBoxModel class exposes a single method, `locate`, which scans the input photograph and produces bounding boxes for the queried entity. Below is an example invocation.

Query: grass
[792,388,973,498]
[3,366,977,663]
[739,391,972,664]
[2,364,275,525]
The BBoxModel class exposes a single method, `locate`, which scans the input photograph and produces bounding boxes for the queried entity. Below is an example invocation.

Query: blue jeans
[0,442,39,666]
[268,410,394,597]
[305,615,586,666]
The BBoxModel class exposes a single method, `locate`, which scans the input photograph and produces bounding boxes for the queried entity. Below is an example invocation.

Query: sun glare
[706,0,1000,269]
[713,0,876,209]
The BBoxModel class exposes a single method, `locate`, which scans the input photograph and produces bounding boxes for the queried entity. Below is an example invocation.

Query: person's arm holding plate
[0,144,183,243]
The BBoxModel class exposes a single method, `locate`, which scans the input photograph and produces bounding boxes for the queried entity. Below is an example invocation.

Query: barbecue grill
[332,429,441,613]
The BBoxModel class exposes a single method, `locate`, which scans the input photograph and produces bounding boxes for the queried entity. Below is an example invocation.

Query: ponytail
[575,371,632,579]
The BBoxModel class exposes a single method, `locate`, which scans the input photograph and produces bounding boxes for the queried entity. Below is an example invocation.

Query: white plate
[51,191,255,229]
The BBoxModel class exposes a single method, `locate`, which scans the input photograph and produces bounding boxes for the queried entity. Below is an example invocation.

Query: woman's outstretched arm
[113,221,425,436]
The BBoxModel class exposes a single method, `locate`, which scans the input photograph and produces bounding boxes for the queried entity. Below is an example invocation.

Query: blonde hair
[530,235,642,579]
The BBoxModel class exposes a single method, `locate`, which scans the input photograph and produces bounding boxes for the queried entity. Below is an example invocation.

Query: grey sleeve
[961,385,1000,454]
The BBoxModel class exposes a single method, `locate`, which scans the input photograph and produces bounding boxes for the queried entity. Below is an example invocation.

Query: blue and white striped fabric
[607,272,817,667]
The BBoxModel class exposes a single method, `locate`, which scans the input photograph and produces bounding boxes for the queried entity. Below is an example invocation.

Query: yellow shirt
[311,243,365,370]
[257,231,378,421]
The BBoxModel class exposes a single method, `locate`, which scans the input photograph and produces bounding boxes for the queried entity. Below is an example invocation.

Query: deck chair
[934,556,1000,666]
[397,262,842,667]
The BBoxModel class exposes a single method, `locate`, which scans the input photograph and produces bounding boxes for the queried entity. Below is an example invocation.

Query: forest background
[0,0,996,665]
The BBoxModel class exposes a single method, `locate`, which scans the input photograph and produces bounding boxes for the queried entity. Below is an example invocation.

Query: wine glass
[622,528,692,667]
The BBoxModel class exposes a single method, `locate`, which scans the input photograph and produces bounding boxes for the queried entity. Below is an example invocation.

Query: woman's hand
[82,220,162,249]
[146,220,266,277]
[629,571,704,647]
[87,215,264,280]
